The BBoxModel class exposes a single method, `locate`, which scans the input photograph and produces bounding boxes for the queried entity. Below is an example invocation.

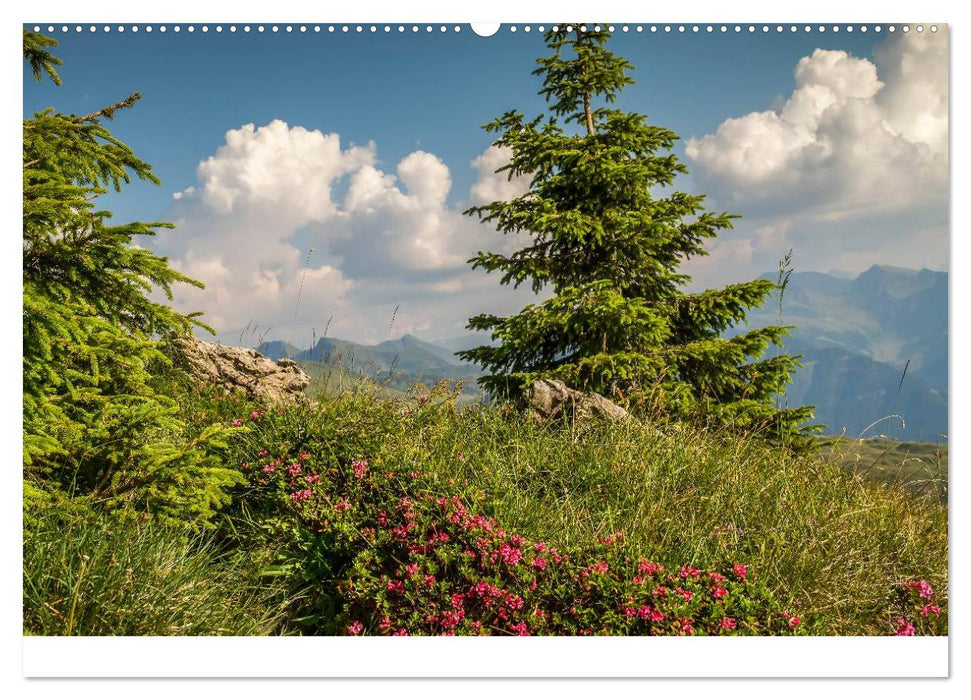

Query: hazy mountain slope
[780,339,947,442]
[255,340,302,361]
[742,265,947,439]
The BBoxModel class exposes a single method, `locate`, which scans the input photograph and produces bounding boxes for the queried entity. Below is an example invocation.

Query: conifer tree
[460,25,817,447]
[23,30,242,524]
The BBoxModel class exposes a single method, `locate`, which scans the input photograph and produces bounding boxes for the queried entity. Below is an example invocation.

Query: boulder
[166,335,310,404]
[525,379,628,423]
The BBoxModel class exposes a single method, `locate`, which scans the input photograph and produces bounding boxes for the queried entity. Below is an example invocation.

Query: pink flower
[352,459,368,478]
[679,618,695,635]
[638,559,661,576]
[895,618,916,636]
[720,618,737,630]
[287,463,302,477]
[505,594,525,610]
[733,563,747,579]
[533,541,548,553]
[305,473,321,484]
[250,410,263,420]
[496,542,523,566]
[920,604,942,617]
[290,489,312,503]
[298,451,310,461]
[712,584,728,599]
[347,621,364,635]
[632,576,643,585]
[583,560,609,576]
[680,566,701,579]
[906,580,934,599]
[262,462,276,474]
[441,609,465,629]
[787,616,801,629]
[231,418,244,427]
[387,580,405,595]
[532,557,548,571]
[334,498,350,512]
[509,621,530,636]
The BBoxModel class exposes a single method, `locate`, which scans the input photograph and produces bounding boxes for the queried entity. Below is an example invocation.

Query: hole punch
[470,23,501,37]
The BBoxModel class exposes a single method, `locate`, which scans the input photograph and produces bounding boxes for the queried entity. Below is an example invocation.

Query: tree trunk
[584,92,596,136]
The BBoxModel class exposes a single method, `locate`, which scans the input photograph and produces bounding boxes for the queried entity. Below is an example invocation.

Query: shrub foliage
[22,30,241,525]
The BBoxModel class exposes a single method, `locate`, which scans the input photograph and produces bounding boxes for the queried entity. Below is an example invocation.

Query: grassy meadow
[24,374,948,637]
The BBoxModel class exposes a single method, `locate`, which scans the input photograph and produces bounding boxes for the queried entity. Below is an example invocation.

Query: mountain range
[257,265,947,441]
[740,265,947,441]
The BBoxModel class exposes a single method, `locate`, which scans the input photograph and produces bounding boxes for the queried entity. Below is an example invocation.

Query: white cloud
[685,32,947,219]
[469,145,532,206]
[682,31,948,287]
[189,120,374,223]
[156,122,542,346]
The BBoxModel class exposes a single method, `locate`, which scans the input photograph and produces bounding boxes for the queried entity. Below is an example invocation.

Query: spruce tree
[23,31,242,524]
[460,25,817,447]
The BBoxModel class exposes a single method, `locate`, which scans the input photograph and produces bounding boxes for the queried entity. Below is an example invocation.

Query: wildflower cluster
[232,431,806,636]
[222,400,809,636]
[892,579,947,636]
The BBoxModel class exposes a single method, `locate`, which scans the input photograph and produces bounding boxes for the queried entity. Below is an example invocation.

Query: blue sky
[22,23,949,346]
[24,25,888,221]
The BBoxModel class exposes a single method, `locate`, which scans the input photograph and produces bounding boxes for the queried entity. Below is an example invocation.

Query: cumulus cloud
[469,145,532,206]
[156,121,541,346]
[682,30,948,287]
[686,33,946,218]
[190,120,374,223]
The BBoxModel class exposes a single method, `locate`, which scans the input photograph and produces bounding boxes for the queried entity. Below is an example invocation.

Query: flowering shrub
[891,579,947,636]
[336,488,804,636]
[230,404,806,635]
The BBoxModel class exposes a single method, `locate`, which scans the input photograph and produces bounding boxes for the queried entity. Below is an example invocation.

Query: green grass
[209,388,946,635]
[818,436,948,502]
[299,360,486,407]
[24,380,947,636]
[23,506,286,636]
[363,399,946,635]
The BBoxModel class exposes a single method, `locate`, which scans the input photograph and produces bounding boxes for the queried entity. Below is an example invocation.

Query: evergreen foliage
[460,25,818,447]
[22,31,242,525]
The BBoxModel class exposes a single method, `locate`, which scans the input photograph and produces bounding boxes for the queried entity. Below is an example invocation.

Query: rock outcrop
[166,335,310,404]
[525,379,628,423]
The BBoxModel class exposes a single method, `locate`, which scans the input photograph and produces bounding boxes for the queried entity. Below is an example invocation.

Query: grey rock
[166,335,310,404]
[525,379,628,423]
